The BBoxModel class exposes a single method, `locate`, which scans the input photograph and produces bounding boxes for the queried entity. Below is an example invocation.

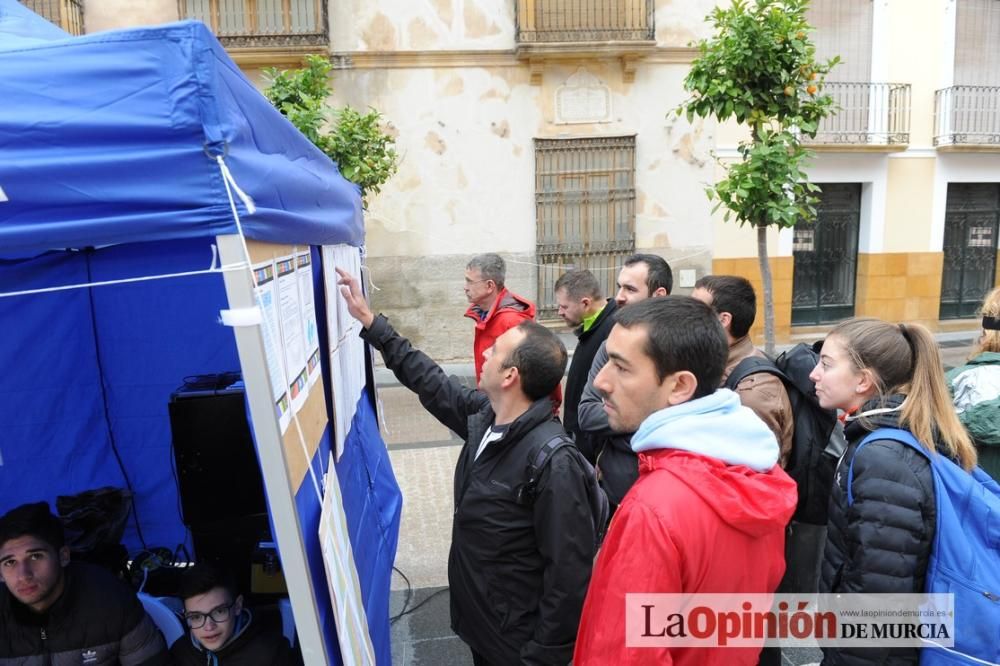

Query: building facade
[715,0,1000,342]
[22,0,999,355]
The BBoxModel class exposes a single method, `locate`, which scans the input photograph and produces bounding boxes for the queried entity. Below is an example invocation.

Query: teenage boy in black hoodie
[170,563,301,666]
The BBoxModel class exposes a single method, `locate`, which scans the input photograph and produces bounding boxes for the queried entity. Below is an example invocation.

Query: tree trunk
[758,224,776,356]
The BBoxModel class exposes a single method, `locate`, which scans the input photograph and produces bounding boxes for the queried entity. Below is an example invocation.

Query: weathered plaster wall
[316,56,714,357]
[328,0,720,52]
[84,0,177,32]
[330,0,515,51]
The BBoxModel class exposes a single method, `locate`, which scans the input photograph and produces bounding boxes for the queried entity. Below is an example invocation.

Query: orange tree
[679,0,838,353]
[264,55,398,209]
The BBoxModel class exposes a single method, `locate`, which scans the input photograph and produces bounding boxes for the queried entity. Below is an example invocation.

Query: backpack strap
[520,435,576,500]
[724,356,788,391]
[846,428,925,506]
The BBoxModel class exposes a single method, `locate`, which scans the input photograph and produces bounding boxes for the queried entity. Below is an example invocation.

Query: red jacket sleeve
[574,502,682,665]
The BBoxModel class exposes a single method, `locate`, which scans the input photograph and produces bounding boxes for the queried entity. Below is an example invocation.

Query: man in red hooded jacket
[464,253,561,410]
[463,253,535,382]
[574,297,797,666]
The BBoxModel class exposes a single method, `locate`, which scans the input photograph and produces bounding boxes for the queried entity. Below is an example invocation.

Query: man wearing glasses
[463,253,536,383]
[171,563,300,665]
[464,253,561,411]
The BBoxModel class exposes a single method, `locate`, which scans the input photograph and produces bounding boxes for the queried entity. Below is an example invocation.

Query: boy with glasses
[171,563,300,665]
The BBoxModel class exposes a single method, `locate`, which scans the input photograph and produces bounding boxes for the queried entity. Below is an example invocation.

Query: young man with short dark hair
[575,253,673,506]
[573,298,797,665]
[170,563,300,665]
[692,275,794,466]
[0,502,169,665]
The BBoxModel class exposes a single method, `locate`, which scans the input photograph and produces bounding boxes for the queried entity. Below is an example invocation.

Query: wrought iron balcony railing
[515,0,654,43]
[181,0,328,49]
[20,0,83,35]
[934,86,1000,147]
[802,82,911,146]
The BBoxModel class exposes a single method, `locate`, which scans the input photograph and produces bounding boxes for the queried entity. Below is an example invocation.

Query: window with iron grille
[535,136,636,319]
[181,0,328,48]
[19,0,83,35]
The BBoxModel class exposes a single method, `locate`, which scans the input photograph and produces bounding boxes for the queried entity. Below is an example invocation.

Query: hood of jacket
[630,390,795,537]
[464,287,534,327]
[843,394,907,440]
[638,449,797,537]
[631,389,780,471]
[947,352,1000,413]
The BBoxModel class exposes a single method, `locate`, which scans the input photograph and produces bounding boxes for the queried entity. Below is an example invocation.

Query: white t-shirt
[475,423,509,460]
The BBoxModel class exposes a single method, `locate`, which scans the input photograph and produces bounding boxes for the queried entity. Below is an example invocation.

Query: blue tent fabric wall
[0,3,401,663]
[0,16,364,258]
[0,238,239,551]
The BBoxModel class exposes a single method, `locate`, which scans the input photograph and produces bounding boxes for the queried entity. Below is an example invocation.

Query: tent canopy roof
[0,5,363,258]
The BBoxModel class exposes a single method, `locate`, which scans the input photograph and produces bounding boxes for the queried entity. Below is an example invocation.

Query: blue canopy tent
[0,3,401,663]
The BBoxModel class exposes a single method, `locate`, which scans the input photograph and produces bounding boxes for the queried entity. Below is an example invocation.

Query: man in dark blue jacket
[0,502,169,666]
[553,268,617,462]
[338,267,597,666]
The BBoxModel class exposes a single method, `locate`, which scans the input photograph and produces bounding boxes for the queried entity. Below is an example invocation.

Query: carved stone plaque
[556,68,611,124]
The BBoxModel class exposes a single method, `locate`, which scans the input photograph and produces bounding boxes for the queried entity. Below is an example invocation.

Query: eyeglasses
[464,278,490,286]
[184,601,236,629]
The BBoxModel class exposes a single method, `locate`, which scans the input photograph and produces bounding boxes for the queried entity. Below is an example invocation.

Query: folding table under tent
[0,3,402,663]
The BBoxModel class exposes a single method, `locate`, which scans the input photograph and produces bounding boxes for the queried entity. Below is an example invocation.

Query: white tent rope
[0,250,247,299]
[216,155,325,502]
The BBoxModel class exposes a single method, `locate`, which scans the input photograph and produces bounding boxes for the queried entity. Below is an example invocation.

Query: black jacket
[820,396,936,666]
[0,562,169,666]
[362,314,597,665]
[563,299,617,459]
[169,608,300,666]
[576,341,639,507]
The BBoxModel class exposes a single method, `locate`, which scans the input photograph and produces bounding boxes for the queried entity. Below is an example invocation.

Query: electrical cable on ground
[389,566,449,625]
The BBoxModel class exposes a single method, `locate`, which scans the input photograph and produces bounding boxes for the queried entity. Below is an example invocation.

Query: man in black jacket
[576,253,672,510]
[553,269,617,462]
[337,268,597,666]
[0,502,169,666]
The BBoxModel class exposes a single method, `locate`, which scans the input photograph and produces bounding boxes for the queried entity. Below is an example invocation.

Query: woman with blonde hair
[808,317,976,666]
[945,286,1000,480]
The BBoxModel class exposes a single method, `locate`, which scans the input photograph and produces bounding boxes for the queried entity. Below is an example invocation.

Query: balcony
[801,82,911,150]
[514,0,656,84]
[934,86,1000,149]
[20,0,83,35]
[181,0,327,52]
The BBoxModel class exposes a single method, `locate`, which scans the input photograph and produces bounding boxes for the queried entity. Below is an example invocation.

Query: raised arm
[338,268,487,439]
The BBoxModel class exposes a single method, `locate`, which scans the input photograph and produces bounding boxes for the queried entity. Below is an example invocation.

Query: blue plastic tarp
[0,11,363,257]
[0,4,400,663]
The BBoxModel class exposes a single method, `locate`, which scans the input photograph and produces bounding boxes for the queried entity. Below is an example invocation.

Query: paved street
[383,332,979,665]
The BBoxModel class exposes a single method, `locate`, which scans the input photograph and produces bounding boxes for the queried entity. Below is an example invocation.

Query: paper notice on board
[322,245,368,460]
[319,458,377,666]
[276,255,309,414]
[254,261,291,434]
[321,245,342,352]
[297,252,322,389]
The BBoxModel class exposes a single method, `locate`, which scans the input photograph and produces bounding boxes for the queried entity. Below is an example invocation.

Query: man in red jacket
[574,297,797,666]
[464,253,561,410]
[463,253,535,382]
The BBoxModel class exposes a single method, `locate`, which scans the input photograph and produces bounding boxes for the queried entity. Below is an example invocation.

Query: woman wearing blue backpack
[808,317,978,666]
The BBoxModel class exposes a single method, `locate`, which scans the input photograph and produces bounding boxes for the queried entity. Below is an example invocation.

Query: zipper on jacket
[41,628,51,666]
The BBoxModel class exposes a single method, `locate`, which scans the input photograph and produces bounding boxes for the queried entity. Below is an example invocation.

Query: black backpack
[725,342,844,525]
[516,434,611,549]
